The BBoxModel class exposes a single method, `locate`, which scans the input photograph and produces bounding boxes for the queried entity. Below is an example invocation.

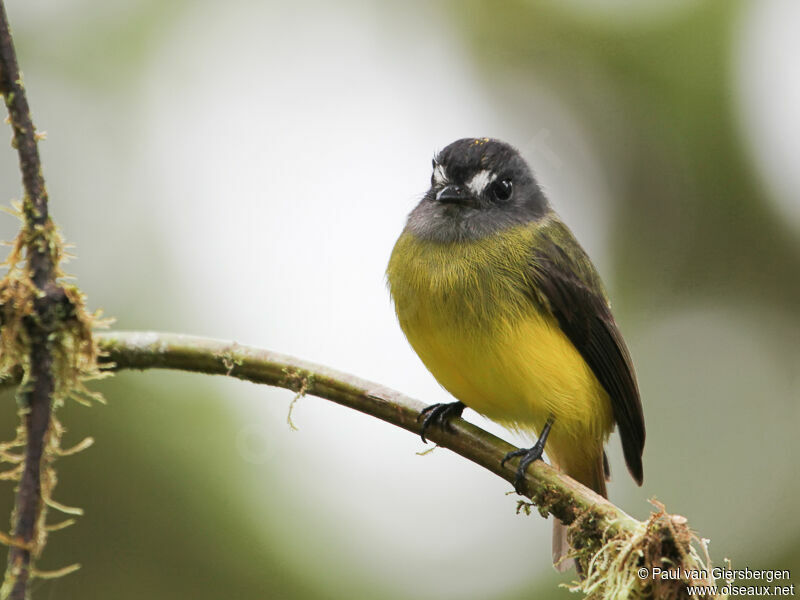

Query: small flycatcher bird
[386,138,645,570]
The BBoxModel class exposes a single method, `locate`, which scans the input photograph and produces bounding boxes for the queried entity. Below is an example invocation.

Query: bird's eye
[490,179,513,202]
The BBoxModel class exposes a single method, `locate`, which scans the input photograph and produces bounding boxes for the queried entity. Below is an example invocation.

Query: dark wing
[528,234,645,485]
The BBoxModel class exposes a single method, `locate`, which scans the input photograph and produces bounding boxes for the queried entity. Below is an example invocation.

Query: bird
[386,137,645,570]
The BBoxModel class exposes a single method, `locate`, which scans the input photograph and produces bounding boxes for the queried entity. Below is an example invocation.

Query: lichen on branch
[0,1,108,597]
[0,203,107,406]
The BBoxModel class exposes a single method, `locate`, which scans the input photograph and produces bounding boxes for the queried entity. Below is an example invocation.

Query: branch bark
[95,331,721,598]
[96,330,640,535]
[0,3,62,598]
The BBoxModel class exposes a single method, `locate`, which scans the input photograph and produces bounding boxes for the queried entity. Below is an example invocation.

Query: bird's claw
[501,417,554,494]
[417,401,465,443]
[502,443,546,494]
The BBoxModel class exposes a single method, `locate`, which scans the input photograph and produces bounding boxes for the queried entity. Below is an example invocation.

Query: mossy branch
[98,331,624,524]
[0,3,103,597]
[0,3,59,598]
[94,330,722,600]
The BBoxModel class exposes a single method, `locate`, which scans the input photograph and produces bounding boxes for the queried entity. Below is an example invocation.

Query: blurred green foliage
[459,0,799,317]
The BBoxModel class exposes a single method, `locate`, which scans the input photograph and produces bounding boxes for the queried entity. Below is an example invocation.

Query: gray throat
[405,200,550,243]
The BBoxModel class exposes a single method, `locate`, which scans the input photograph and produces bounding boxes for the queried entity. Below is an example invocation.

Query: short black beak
[436,184,468,205]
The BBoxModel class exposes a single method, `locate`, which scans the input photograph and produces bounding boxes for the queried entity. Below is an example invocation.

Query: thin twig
[95,331,640,535]
[0,3,62,598]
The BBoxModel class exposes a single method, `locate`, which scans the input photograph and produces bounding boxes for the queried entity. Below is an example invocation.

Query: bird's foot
[417,401,465,443]
[501,417,554,494]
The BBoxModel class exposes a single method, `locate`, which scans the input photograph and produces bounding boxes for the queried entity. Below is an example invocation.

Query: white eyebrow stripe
[467,169,497,195]
[432,164,449,186]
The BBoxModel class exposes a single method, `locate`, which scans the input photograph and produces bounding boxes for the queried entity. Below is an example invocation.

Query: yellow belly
[404,304,611,432]
[402,303,613,484]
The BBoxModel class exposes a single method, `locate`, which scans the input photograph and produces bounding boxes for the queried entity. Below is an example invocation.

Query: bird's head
[407,138,549,242]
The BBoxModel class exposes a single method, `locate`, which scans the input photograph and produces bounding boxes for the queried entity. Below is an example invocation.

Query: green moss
[0,198,109,581]
[568,502,721,599]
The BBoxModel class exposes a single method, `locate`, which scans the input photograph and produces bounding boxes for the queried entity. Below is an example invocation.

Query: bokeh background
[1,0,798,598]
